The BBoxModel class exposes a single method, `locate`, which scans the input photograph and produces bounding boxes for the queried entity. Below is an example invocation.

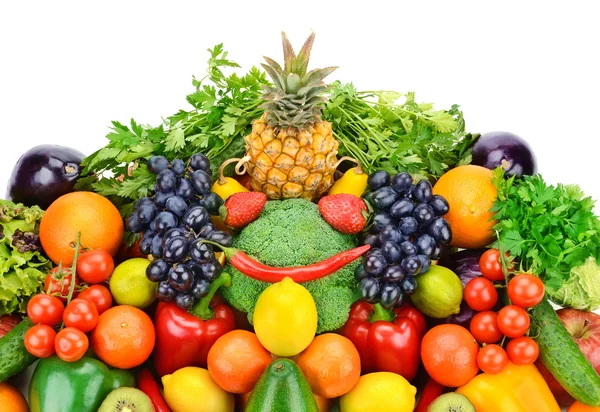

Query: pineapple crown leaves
[260,32,337,128]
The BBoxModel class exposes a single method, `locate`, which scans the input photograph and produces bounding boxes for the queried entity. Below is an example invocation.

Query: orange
[432,165,497,249]
[297,333,361,398]
[40,191,124,266]
[91,305,155,369]
[207,330,272,394]
[421,324,479,387]
[0,382,28,412]
[569,401,600,412]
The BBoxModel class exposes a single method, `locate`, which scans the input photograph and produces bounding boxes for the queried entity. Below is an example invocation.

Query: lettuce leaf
[550,257,600,311]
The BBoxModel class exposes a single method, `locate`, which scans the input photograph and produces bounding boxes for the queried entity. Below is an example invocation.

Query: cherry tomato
[507,274,544,308]
[24,324,56,358]
[479,249,505,281]
[78,285,113,314]
[470,311,503,344]
[44,267,80,302]
[55,327,89,362]
[26,294,65,327]
[63,298,99,332]
[76,250,115,284]
[464,277,498,311]
[477,344,508,374]
[497,305,530,338]
[506,336,539,365]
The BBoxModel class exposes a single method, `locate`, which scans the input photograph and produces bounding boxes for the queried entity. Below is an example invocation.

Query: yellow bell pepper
[211,157,249,200]
[457,362,561,412]
[328,157,369,197]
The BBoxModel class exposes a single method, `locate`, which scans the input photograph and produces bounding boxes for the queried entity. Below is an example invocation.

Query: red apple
[536,308,600,407]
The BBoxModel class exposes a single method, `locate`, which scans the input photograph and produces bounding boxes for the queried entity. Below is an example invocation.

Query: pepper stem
[188,272,232,320]
[370,303,393,323]
[200,240,239,260]
[332,156,364,174]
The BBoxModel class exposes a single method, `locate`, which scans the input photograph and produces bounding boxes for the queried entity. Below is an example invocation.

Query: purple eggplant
[472,131,537,177]
[6,145,85,209]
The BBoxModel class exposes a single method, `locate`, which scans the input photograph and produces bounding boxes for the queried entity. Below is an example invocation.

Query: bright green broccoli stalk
[220,198,361,333]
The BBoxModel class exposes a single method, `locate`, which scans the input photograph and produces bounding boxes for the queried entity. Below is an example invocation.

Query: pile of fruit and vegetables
[2,32,600,412]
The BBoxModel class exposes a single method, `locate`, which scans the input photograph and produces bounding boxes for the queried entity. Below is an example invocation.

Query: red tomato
[76,250,115,284]
[63,298,99,332]
[78,285,113,314]
[497,305,530,338]
[464,277,498,311]
[55,327,89,362]
[506,336,539,365]
[470,311,503,344]
[395,301,427,339]
[477,344,508,374]
[24,324,56,358]
[507,274,544,308]
[27,294,65,327]
[479,249,505,281]
[44,267,80,302]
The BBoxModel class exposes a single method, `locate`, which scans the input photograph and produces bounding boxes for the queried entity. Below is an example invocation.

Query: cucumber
[531,298,600,406]
[0,318,37,381]
[246,359,318,412]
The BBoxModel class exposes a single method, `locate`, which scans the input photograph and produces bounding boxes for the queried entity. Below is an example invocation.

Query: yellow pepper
[328,157,369,197]
[457,362,561,412]
[211,157,249,200]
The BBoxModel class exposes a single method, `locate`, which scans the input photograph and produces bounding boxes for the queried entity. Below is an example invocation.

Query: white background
[1,0,599,405]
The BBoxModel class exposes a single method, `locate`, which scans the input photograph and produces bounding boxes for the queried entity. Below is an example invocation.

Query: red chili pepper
[203,241,370,283]
[153,272,236,377]
[137,368,172,412]
[414,376,446,412]
[340,300,425,381]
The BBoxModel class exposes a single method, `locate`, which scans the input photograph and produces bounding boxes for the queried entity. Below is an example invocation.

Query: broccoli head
[220,198,361,333]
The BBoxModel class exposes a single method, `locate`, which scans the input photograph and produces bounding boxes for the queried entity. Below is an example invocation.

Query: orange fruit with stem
[40,191,124,266]
[297,333,361,398]
[432,165,497,249]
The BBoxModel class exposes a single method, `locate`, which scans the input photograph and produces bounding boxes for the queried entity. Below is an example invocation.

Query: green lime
[109,258,157,309]
[410,265,463,318]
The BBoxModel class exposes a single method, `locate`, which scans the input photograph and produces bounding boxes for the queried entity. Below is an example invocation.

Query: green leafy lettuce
[0,200,52,315]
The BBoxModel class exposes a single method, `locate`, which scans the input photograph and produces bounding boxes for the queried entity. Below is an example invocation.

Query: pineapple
[244,32,339,201]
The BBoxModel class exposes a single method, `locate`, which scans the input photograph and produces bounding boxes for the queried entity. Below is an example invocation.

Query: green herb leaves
[491,168,600,294]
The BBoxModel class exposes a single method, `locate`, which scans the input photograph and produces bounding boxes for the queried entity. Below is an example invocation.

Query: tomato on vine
[497,305,530,338]
[479,249,505,281]
[55,327,89,362]
[78,285,112,314]
[506,336,539,365]
[464,277,498,311]
[63,298,99,332]
[24,324,56,358]
[470,311,503,344]
[44,267,80,302]
[507,274,544,308]
[477,344,508,374]
[76,250,114,284]
[27,294,64,327]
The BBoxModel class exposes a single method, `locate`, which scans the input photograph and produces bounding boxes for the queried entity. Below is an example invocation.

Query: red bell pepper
[153,272,236,377]
[137,368,171,412]
[340,301,424,381]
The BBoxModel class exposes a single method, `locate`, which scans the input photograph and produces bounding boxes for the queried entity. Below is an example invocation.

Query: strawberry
[220,192,267,229]
[318,194,369,235]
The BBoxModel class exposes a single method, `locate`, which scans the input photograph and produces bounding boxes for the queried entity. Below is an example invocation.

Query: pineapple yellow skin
[245,114,338,200]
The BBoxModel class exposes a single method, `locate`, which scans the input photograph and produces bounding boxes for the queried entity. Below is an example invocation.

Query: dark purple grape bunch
[126,153,232,310]
[357,171,452,308]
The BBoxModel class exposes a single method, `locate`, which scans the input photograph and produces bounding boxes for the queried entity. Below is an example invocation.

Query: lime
[109,258,157,309]
[340,372,416,412]
[253,277,317,357]
[410,264,463,318]
[162,367,234,412]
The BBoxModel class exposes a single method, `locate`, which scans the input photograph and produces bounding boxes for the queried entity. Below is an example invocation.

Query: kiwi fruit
[98,387,155,412]
[427,392,476,412]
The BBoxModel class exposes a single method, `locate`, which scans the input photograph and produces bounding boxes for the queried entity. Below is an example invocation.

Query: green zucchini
[0,318,37,381]
[531,298,600,406]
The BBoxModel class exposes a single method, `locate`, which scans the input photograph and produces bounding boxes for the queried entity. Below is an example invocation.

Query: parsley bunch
[323,82,477,178]
[491,168,600,294]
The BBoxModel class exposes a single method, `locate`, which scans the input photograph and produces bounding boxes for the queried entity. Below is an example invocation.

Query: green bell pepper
[29,356,135,412]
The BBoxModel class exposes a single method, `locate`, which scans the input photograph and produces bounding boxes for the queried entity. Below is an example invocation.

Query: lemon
[162,367,234,412]
[109,258,157,309]
[340,372,416,412]
[410,264,463,318]
[253,277,317,357]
